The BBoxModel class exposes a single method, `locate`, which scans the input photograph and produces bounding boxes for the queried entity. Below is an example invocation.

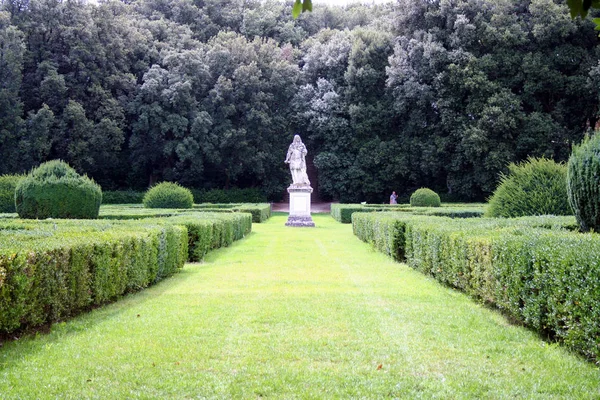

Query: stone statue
[284,134,311,187]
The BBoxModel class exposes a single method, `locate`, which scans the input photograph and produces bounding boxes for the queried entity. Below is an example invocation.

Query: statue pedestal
[285,185,315,227]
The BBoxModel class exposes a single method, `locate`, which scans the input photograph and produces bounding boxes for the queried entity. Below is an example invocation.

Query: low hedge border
[192,203,271,223]
[233,204,271,223]
[352,212,599,362]
[100,203,270,223]
[0,212,252,335]
[332,203,485,223]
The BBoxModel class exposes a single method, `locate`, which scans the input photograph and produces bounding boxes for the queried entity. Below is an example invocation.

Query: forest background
[1,0,599,203]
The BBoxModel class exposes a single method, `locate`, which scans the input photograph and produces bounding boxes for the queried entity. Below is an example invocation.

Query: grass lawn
[1,212,599,398]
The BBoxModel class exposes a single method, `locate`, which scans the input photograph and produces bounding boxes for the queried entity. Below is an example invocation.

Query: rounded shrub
[143,182,193,209]
[0,174,24,213]
[486,157,571,218]
[15,160,102,219]
[410,188,441,207]
[567,133,600,232]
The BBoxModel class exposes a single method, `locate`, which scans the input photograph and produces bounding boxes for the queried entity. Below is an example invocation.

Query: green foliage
[331,203,484,223]
[0,174,23,213]
[191,188,267,204]
[292,0,312,19]
[194,204,271,224]
[0,210,251,334]
[234,204,272,223]
[143,182,193,209]
[487,157,572,218]
[567,133,600,232]
[0,12,25,175]
[0,0,598,204]
[352,212,600,362]
[331,204,386,223]
[410,188,441,207]
[101,202,270,223]
[567,0,595,18]
[15,160,102,219]
[3,213,599,398]
[102,190,144,204]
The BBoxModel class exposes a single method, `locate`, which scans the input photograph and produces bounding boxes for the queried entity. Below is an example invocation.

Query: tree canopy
[0,0,598,202]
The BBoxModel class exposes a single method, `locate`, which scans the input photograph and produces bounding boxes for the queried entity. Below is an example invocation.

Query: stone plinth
[285,185,315,227]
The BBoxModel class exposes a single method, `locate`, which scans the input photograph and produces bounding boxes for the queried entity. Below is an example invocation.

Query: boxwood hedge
[352,212,599,362]
[192,203,271,223]
[100,203,271,223]
[0,211,251,335]
[331,203,484,223]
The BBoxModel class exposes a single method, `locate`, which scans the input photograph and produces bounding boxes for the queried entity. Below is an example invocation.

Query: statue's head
[293,134,301,143]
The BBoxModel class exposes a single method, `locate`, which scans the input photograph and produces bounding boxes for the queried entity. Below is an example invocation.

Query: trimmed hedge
[352,212,600,362]
[0,211,251,335]
[331,204,378,223]
[192,203,271,223]
[487,157,571,218]
[15,160,102,219]
[0,174,23,213]
[410,188,441,207]
[567,132,600,232]
[331,203,484,223]
[0,222,186,333]
[100,203,270,223]
[164,212,252,261]
[143,182,194,209]
[234,204,271,223]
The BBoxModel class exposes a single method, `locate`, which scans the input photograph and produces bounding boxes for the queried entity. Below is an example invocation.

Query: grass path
[1,213,599,398]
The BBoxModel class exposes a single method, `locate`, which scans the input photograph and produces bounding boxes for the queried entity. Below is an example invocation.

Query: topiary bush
[567,133,600,232]
[486,157,571,218]
[410,188,441,207]
[143,182,193,209]
[15,160,102,219]
[0,174,24,213]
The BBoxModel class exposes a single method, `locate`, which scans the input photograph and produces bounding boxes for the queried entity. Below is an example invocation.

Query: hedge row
[99,205,179,220]
[0,212,252,335]
[331,203,484,223]
[165,213,252,261]
[101,203,271,223]
[352,212,600,362]
[192,203,271,223]
[102,188,268,204]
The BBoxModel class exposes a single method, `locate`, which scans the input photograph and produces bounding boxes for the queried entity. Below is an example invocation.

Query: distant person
[390,191,398,204]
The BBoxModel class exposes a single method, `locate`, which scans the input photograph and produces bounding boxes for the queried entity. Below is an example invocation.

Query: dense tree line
[0,0,598,202]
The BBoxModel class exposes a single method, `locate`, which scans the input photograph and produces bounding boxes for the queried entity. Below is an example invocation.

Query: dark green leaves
[567,0,600,31]
[292,0,312,19]
[567,0,588,18]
